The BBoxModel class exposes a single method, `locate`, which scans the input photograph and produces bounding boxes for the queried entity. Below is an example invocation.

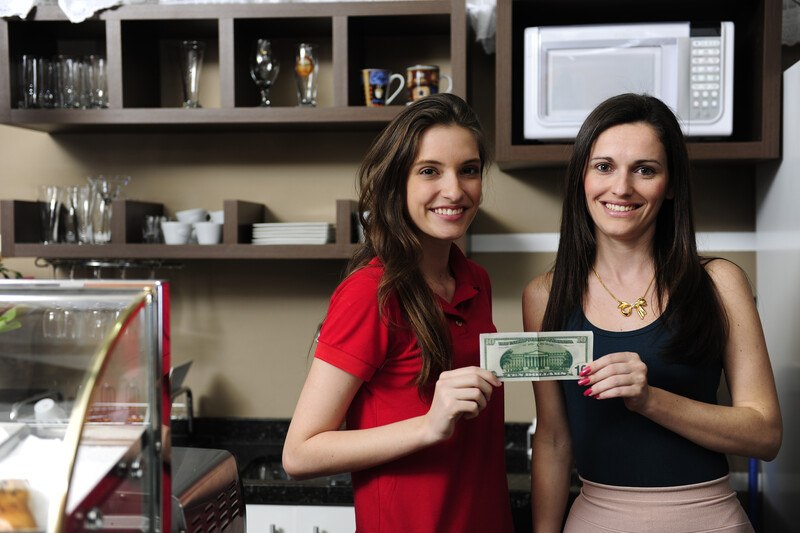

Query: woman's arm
[582,260,782,460]
[282,358,501,480]
[523,274,573,532]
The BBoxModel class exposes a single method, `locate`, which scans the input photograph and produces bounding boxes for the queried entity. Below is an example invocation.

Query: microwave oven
[523,21,734,140]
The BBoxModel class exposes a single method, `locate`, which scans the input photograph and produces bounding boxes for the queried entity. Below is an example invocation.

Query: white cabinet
[246,504,355,533]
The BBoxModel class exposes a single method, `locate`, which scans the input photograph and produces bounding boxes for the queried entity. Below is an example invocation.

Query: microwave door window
[544,47,663,124]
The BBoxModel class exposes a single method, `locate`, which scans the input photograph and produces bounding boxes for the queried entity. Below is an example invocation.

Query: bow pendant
[632,297,648,319]
[617,301,633,317]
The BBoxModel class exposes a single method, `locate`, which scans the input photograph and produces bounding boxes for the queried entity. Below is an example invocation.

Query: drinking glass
[85,55,108,108]
[88,175,130,244]
[63,185,79,244]
[250,39,280,107]
[179,40,206,108]
[76,183,97,244]
[54,55,81,109]
[38,185,61,244]
[21,55,52,109]
[294,43,318,107]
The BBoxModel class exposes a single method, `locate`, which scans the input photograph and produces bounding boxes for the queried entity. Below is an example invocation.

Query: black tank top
[560,311,729,486]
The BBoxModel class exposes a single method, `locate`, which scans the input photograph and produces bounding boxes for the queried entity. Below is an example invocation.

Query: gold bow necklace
[592,267,655,320]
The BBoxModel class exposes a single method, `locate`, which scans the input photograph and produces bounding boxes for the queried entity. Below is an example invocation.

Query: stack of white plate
[251,222,335,245]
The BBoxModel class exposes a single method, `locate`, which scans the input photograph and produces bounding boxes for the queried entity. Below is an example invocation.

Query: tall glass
[250,39,280,107]
[294,43,318,107]
[38,185,62,244]
[88,175,130,244]
[179,40,205,108]
[76,183,97,244]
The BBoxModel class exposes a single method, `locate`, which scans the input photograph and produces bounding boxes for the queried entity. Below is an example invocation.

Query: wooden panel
[223,199,264,244]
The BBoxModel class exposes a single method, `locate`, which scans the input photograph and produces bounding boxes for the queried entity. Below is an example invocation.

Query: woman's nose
[441,172,465,199]
[610,172,634,195]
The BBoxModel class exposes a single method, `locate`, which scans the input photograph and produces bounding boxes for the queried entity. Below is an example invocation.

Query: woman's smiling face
[405,124,482,249]
[583,121,672,245]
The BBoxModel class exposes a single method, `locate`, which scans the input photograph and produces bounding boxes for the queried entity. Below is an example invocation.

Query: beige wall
[0,46,757,423]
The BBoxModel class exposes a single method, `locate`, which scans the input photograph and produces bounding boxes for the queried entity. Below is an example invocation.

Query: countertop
[171,417,540,509]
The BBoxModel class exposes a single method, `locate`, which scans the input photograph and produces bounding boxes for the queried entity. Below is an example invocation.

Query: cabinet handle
[269,525,279,533]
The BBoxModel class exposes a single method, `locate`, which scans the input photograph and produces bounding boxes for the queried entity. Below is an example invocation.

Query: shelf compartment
[495,0,781,169]
[233,18,333,108]
[0,199,359,260]
[346,13,452,107]
[121,19,220,109]
[5,19,107,110]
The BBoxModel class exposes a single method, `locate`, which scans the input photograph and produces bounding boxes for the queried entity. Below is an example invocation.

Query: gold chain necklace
[592,267,655,319]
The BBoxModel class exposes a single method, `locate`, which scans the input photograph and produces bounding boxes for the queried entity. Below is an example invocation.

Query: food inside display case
[0,280,169,533]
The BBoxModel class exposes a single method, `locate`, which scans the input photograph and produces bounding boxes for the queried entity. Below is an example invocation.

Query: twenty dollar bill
[479,332,593,381]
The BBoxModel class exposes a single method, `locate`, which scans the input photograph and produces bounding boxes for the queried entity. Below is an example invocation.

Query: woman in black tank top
[522,93,782,532]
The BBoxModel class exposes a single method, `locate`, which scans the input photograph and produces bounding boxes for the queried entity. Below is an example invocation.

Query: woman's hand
[423,366,502,443]
[579,352,651,412]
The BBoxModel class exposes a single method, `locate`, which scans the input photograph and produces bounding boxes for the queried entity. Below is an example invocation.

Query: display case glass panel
[0,280,169,533]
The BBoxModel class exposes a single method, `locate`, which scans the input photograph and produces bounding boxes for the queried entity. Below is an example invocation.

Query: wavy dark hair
[348,93,489,388]
[542,93,727,364]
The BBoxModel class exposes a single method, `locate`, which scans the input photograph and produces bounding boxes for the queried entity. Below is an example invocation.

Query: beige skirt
[563,475,754,533]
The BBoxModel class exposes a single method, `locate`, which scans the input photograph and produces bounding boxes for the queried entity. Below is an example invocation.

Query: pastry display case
[0,280,170,533]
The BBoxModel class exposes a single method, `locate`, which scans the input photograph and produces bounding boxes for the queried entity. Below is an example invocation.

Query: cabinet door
[295,505,356,533]
[246,504,296,533]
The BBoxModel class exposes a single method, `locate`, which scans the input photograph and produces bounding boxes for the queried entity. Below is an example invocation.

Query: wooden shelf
[495,0,782,169]
[0,198,359,260]
[0,1,468,131]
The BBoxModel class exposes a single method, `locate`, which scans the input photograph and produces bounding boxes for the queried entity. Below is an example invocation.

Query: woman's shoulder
[702,257,753,299]
[523,271,553,302]
[522,271,553,330]
[334,263,383,298]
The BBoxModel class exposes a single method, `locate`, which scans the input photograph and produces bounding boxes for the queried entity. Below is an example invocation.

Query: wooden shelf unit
[0,0,467,132]
[495,0,782,169]
[0,198,359,260]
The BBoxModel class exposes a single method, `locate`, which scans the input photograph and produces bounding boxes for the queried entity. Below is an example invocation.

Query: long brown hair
[349,93,489,388]
[543,93,726,364]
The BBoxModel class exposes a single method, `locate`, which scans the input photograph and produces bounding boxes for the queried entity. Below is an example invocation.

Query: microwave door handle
[676,37,692,127]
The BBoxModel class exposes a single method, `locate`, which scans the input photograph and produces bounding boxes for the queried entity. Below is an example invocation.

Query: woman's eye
[637,166,656,177]
[462,166,481,176]
[419,167,437,176]
[595,163,611,172]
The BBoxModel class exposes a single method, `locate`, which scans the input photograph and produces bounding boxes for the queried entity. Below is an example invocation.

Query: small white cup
[175,208,208,224]
[161,221,192,244]
[193,221,222,244]
[34,398,67,421]
[209,210,224,224]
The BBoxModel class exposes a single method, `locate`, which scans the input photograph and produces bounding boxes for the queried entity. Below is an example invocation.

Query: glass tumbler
[38,185,62,244]
[179,40,206,108]
[294,43,318,107]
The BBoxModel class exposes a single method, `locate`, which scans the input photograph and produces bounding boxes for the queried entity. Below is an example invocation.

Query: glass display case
[0,280,170,533]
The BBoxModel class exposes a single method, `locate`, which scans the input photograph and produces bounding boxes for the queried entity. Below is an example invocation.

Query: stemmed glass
[250,39,280,107]
[88,175,130,244]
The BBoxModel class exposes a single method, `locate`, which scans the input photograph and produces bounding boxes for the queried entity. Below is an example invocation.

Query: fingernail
[583,388,593,397]
[579,366,591,377]
[577,377,590,386]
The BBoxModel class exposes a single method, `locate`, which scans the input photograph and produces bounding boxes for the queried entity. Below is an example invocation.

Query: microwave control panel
[689,35,724,122]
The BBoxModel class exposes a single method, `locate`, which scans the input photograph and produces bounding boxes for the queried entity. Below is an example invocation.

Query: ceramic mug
[406,65,452,102]
[361,68,404,106]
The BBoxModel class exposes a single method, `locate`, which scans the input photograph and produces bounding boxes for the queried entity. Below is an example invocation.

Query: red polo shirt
[315,246,513,533]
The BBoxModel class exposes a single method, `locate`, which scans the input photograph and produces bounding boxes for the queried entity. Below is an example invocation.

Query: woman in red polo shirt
[283,93,514,533]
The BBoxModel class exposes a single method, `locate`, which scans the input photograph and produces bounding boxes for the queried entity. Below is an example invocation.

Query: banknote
[479,331,593,381]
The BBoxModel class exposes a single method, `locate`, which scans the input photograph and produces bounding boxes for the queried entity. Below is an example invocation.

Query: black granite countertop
[171,417,537,508]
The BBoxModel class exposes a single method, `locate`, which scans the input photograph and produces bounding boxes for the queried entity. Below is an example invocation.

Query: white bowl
[161,221,192,244]
[175,208,208,224]
[193,221,223,245]
[208,210,224,224]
